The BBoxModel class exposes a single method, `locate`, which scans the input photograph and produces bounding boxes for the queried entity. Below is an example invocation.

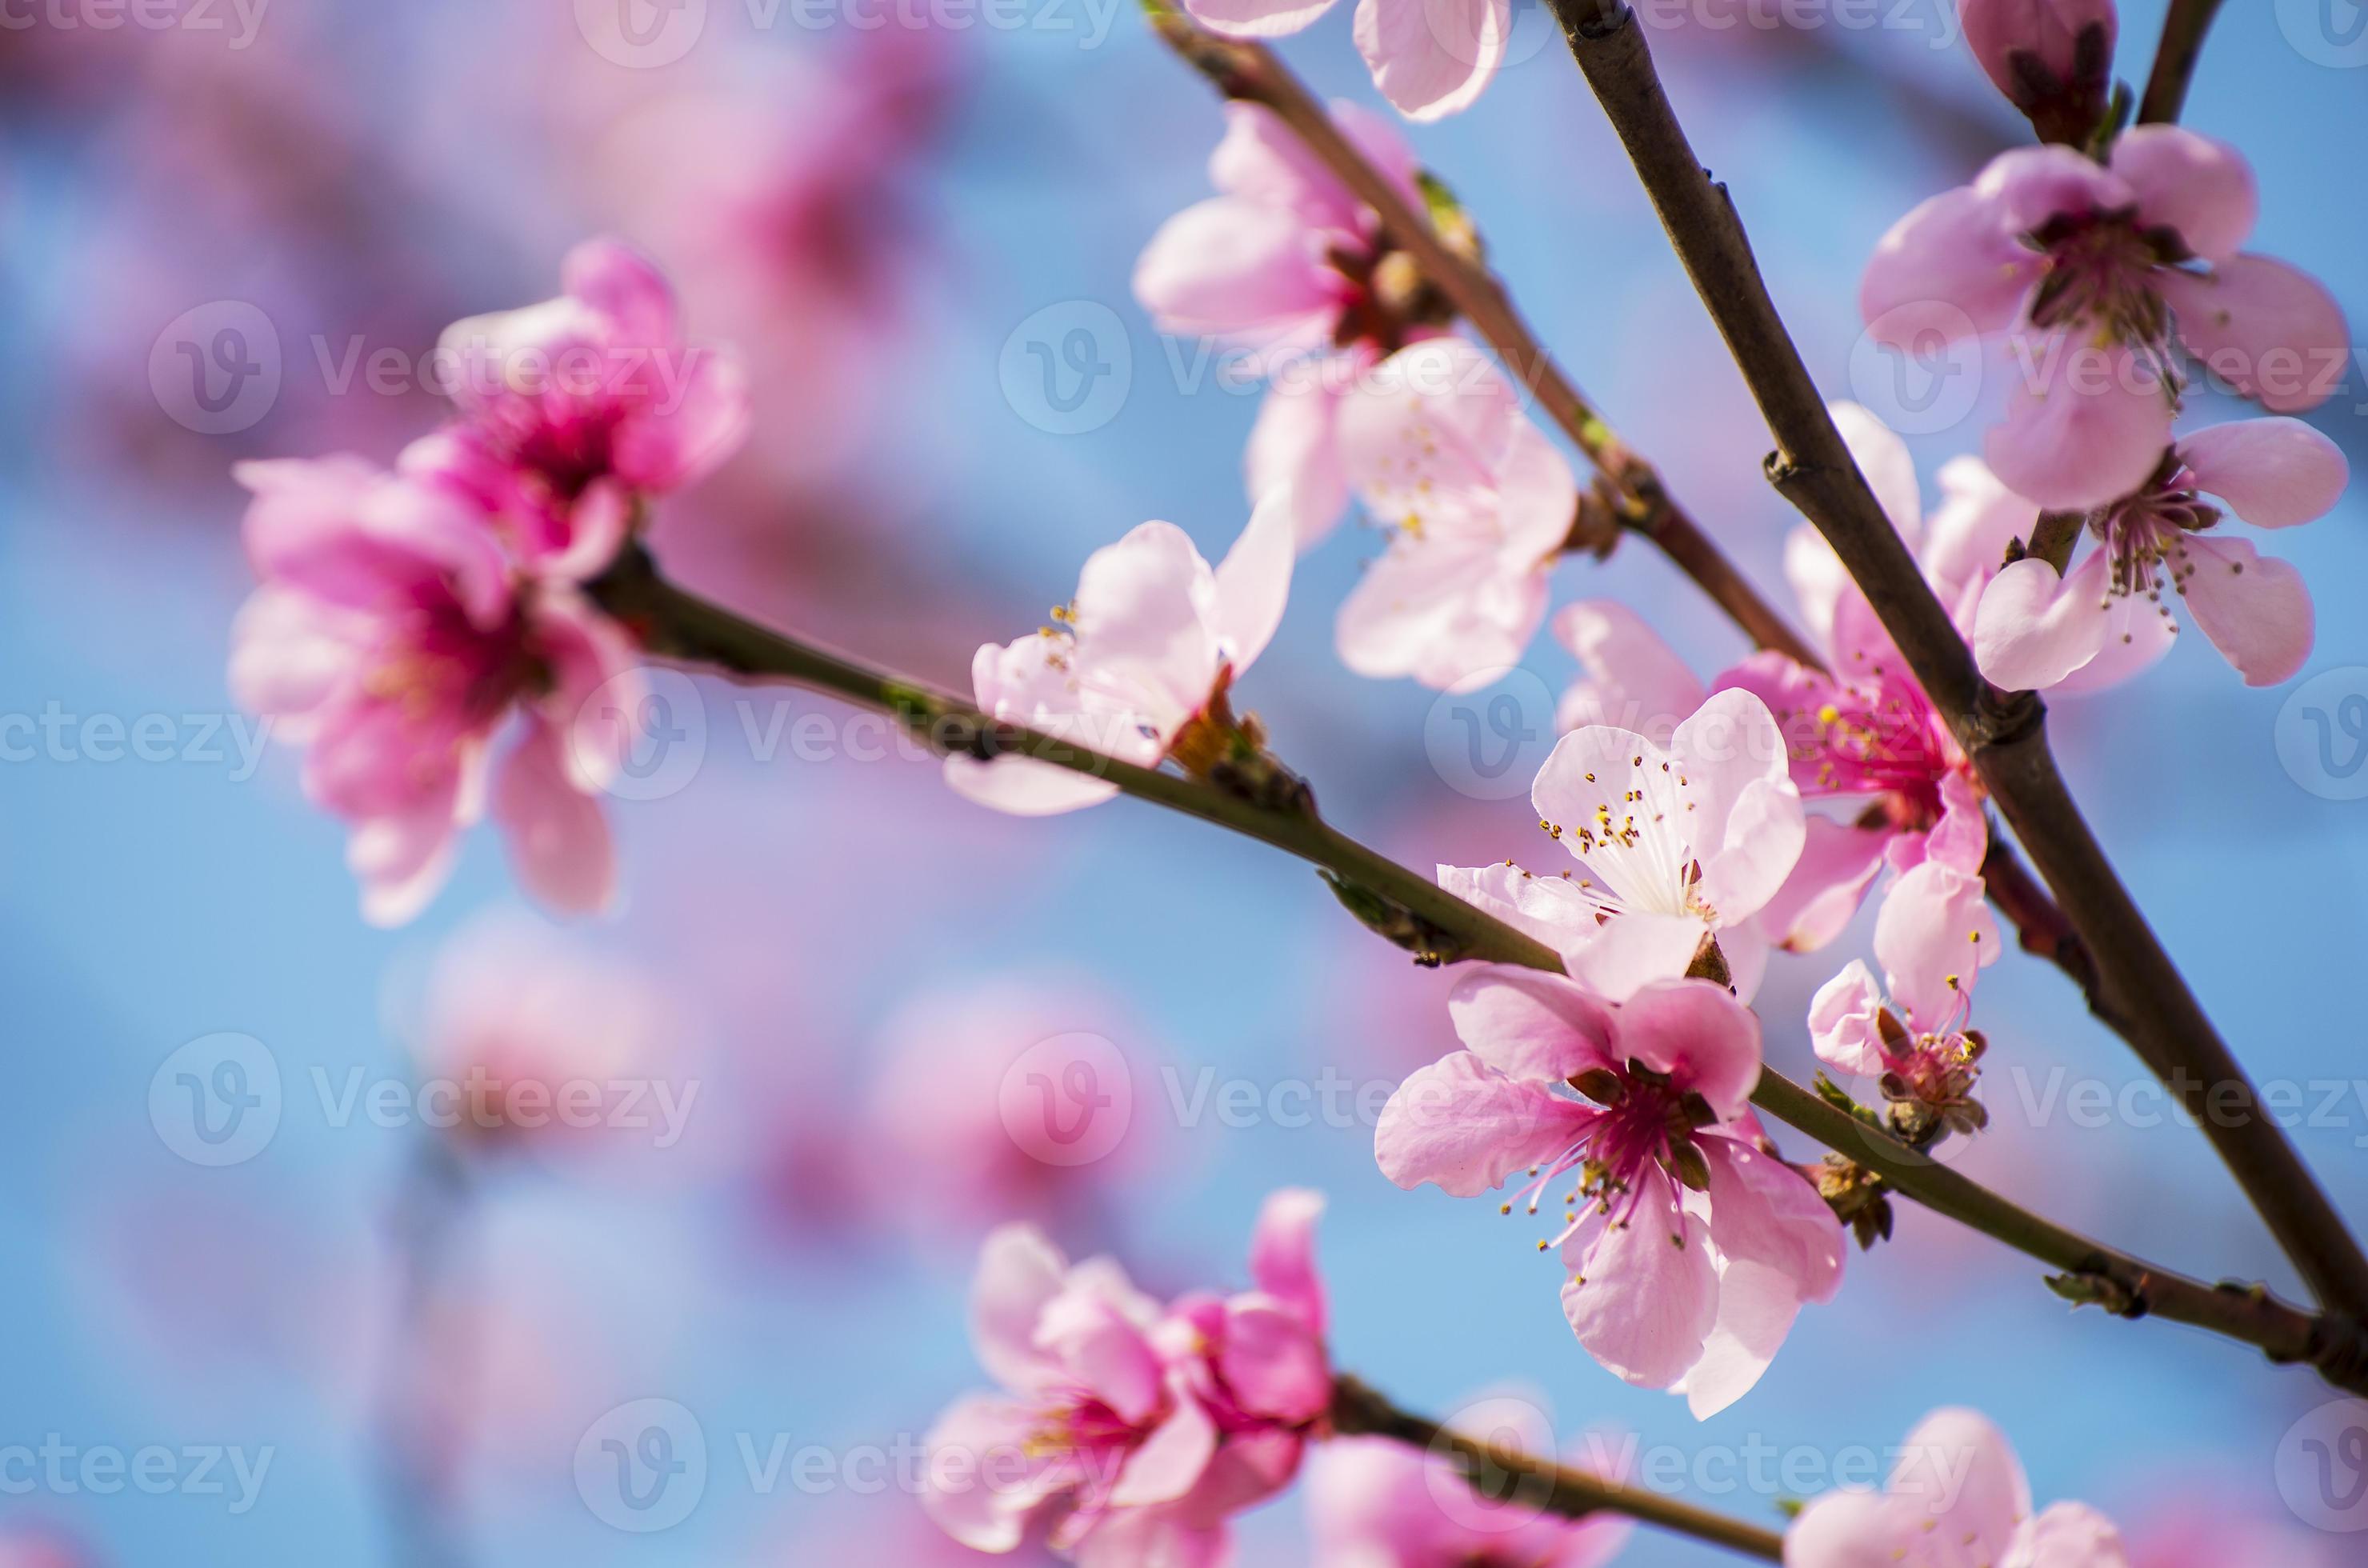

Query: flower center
[1502,1066,1714,1256]
[2024,206,2188,365]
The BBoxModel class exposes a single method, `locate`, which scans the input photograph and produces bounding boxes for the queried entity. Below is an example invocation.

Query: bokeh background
[3,0,2366,1562]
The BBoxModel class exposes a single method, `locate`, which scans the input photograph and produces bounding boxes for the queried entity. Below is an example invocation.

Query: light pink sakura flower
[1810,862,2001,1142]
[1334,338,1578,692]
[1447,688,1804,1002]
[1135,101,1431,546]
[1958,0,2117,142]
[1307,1430,1632,1567]
[1862,129,2346,509]
[945,490,1296,816]
[923,1192,1330,1563]
[1376,971,1844,1417]
[1182,0,1508,121]
[434,238,750,577]
[1974,418,2347,690]
[229,457,642,923]
[1786,1408,2127,1568]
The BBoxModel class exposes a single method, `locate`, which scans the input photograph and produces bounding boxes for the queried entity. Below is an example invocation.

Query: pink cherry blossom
[434,237,750,577]
[1810,862,2001,1141]
[410,911,667,1154]
[1182,0,1508,121]
[1786,1408,2127,1568]
[228,456,642,924]
[1958,0,2117,140]
[1307,1429,1631,1567]
[1334,338,1578,692]
[945,490,1296,815]
[1974,417,2346,690]
[1376,970,1843,1416]
[1862,129,2345,508]
[923,1192,1330,1562]
[1134,101,1431,546]
[1450,688,1804,1002]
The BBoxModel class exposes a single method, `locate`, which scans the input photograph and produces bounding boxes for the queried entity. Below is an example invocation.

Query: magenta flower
[433,238,750,576]
[1308,1430,1631,1567]
[946,490,1296,815]
[1443,689,1804,1001]
[1376,970,1843,1416]
[1334,338,1579,692]
[1958,0,2116,142]
[923,1192,1330,1562]
[1787,1408,2127,1568]
[1810,862,2001,1140]
[1182,0,1508,121]
[229,456,641,923]
[1974,418,2348,690]
[1134,101,1430,546]
[1862,129,2345,509]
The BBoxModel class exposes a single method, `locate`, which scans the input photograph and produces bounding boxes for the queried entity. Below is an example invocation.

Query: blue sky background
[2,1,2366,1562]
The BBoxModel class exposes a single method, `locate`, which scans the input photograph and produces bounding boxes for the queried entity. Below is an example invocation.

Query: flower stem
[1328,1374,1786,1559]
[1144,4,1822,672]
[1546,0,2368,1323]
[585,548,2368,1395]
[2138,0,2227,126]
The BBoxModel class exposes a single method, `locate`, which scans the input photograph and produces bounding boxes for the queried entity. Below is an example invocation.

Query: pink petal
[1246,380,1350,547]
[1959,0,2115,109]
[1680,1257,1808,1420]
[1973,552,2115,690]
[1786,1490,1918,1568]
[1437,861,1602,952]
[1561,1170,1718,1390]
[943,752,1124,817]
[1247,1187,1328,1335]
[1217,1297,1332,1424]
[492,719,617,917]
[2013,1502,2130,1568]
[1563,911,1715,1004]
[2176,418,2349,529]
[1830,401,1922,542]
[1039,1291,1166,1426]
[1071,522,1223,730]
[1350,0,1510,121]
[1703,1134,1846,1304]
[227,586,365,738]
[1445,966,1622,1083]
[1213,484,1299,678]
[2110,126,2256,264]
[1809,959,1888,1077]
[1923,454,2042,614]
[1374,1053,1597,1198]
[1760,819,1892,954]
[1891,1407,2031,1559]
[2161,256,2349,414]
[1874,862,2000,1027]
[561,237,678,346]
[970,1224,1070,1391]
[1614,979,1763,1122]
[1108,1393,1219,1509]
[1206,99,1406,237]
[1552,599,1707,738]
[612,346,752,493]
[2174,534,2314,686]
[1070,1507,1228,1568]
[1670,689,1807,924]
[1986,342,2173,510]
[1336,537,1549,691]
[348,794,463,929]
[924,1394,1073,1552]
[1980,144,2133,231]
[236,457,510,629]
[1183,0,1341,40]
[1134,197,1347,348]
[531,586,646,794]
[1858,185,2036,344]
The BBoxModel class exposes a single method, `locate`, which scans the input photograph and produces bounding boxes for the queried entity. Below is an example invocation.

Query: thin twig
[1146,6,1821,670]
[1330,1375,1786,1558]
[1546,0,2368,1322]
[2138,0,2227,125]
[583,547,2368,1394]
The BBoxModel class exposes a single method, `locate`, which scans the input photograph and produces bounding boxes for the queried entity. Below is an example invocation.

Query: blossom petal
[1247,379,1350,547]
[1563,911,1714,1004]
[1446,966,1622,1083]
[922,1394,1070,1553]
[1680,1259,1806,1421]
[1038,1290,1165,1426]
[1247,1187,1328,1335]
[1614,979,1763,1122]
[1830,401,1922,542]
[1808,959,1887,1078]
[2175,534,2313,686]
[1134,197,1346,347]
[1374,1053,1596,1198]
[1986,344,2173,510]
[1214,484,1299,677]
[971,1224,1070,1391]
[1183,0,1341,40]
[1874,861,2000,1028]
[1858,185,2035,343]
[2161,257,2349,414]
[1758,818,1892,954]
[2110,126,2256,264]
[492,719,617,917]
[1670,689,1805,922]
[1702,1134,1846,1306]
[2176,418,2349,529]
[1217,1297,1332,1425]
[2011,1502,2130,1568]
[1973,553,2115,691]
[1552,599,1708,738]
[1890,1407,2031,1561]
[1561,1170,1718,1390]
[1350,0,1510,122]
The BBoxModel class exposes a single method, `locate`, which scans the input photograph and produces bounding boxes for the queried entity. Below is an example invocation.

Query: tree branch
[1329,1374,1786,1558]
[2138,0,2227,126]
[1546,0,2368,1321]
[584,547,2368,1394]
[1146,6,1820,671]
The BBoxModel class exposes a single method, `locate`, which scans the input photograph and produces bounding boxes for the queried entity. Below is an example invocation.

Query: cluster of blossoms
[922,1192,1331,1563]
[229,240,748,922]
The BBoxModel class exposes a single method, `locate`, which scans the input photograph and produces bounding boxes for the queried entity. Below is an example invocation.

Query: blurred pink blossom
[1183,0,1509,120]
[1307,1430,1630,1567]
